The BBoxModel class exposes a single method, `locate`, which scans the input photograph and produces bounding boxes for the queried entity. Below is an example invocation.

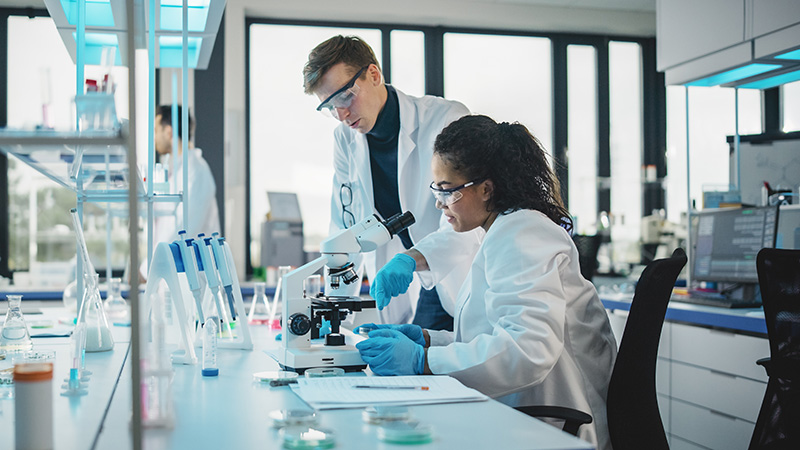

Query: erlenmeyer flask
[78,273,115,352]
[104,278,128,320]
[0,295,33,351]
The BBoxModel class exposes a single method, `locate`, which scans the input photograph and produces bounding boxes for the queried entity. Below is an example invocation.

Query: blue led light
[159,0,210,32]
[61,0,114,27]
[775,49,800,61]
[738,69,800,89]
[158,36,202,68]
[71,32,122,65]
[685,63,782,87]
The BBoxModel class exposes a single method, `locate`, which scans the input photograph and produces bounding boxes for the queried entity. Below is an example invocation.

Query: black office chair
[607,247,687,450]
[572,234,602,282]
[749,249,800,450]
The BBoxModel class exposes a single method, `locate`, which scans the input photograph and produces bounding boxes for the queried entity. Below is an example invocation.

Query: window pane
[567,45,597,234]
[390,30,424,97]
[609,41,643,263]
[665,86,762,223]
[784,80,800,133]
[7,16,130,277]
[443,33,553,157]
[249,25,381,266]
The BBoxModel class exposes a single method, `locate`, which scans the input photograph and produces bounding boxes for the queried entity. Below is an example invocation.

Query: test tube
[202,317,219,377]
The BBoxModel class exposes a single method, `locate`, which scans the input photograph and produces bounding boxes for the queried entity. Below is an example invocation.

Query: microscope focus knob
[288,313,312,336]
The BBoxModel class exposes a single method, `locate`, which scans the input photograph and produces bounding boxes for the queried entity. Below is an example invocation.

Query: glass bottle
[78,273,114,352]
[0,295,33,351]
[104,277,128,320]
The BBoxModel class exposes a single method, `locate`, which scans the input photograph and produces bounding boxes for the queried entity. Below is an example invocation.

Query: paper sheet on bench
[290,375,489,410]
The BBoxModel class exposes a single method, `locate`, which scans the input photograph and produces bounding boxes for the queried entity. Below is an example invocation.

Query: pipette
[195,238,233,336]
[209,233,237,320]
[69,208,98,297]
[176,230,205,325]
[61,323,88,397]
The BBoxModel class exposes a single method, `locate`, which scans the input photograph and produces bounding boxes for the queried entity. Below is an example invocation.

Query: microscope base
[275,345,367,374]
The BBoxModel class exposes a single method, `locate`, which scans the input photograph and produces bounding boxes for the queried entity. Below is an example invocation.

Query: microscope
[274,211,415,373]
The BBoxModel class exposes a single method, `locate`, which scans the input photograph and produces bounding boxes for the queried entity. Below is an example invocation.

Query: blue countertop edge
[601,297,768,336]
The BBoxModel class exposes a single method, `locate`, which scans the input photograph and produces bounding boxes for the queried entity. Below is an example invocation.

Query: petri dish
[357,325,377,337]
[0,371,14,399]
[378,420,434,445]
[269,409,317,428]
[253,371,299,383]
[304,367,344,378]
[280,426,336,449]
[362,405,410,424]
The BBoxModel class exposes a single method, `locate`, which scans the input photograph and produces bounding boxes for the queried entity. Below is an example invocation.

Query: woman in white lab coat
[356,115,617,450]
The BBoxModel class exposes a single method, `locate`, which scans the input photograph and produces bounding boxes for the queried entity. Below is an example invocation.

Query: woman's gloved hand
[370,253,416,310]
[355,323,426,347]
[356,329,424,376]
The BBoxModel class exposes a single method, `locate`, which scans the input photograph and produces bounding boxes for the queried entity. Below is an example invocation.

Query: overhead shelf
[44,0,225,69]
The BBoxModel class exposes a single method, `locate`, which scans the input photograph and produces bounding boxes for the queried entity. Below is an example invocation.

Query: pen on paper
[353,385,429,390]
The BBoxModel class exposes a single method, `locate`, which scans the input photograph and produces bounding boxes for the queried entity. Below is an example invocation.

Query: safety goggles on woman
[316,65,369,119]
[429,178,487,207]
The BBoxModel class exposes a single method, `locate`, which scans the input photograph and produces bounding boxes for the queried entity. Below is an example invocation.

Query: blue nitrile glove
[370,254,416,310]
[355,329,424,376]
[355,323,425,347]
[319,319,331,337]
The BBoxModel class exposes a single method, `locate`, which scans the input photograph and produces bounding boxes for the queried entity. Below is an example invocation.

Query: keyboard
[672,290,762,309]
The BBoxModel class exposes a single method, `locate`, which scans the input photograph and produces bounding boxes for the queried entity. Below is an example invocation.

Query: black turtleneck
[367,85,412,249]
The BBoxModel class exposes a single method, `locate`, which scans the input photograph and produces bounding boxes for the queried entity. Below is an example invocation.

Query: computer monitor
[692,206,778,284]
[776,204,800,250]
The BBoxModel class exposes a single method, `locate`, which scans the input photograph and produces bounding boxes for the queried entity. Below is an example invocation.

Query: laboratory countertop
[2,307,595,450]
[600,293,767,336]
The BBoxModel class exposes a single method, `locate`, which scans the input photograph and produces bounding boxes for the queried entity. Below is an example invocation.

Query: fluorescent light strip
[61,0,114,27]
[775,49,800,61]
[738,69,800,89]
[158,36,202,68]
[159,0,210,32]
[71,31,121,65]
[685,63,782,87]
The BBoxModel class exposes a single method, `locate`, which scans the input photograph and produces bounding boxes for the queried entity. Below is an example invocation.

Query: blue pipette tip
[202,368,219,377]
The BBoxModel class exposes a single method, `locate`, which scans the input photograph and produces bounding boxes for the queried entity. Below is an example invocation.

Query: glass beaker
[104,278,129,320]
[0,295,33,352]
[78,273,114,352]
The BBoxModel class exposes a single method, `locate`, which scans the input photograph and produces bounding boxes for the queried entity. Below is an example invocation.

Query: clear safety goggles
[429,178,486,207]
[316,65,368,119]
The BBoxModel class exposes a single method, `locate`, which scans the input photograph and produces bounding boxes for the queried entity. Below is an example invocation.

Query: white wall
[223,0,656,275]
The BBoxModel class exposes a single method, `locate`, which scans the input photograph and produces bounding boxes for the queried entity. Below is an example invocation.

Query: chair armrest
[514,405,593,437]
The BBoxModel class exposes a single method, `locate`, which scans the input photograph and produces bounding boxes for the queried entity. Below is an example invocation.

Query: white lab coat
[154,147,221,244]
[329,87,481,324]
[424,210,617,450]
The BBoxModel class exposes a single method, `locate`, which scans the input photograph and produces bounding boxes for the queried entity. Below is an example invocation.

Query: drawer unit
[670,323,769,381]
[671,362,766,422]
[657,357,670,396]
[671,399,755,450]
[671,435,714,450]
[659,392,670,433]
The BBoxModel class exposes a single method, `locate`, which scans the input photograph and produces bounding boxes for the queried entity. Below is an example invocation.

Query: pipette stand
[143,241,198,365]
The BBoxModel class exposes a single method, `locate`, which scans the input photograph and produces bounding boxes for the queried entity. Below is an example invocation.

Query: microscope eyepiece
[384,211,415,237]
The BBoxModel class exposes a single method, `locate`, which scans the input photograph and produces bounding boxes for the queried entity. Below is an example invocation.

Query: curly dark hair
[433,114,572,232]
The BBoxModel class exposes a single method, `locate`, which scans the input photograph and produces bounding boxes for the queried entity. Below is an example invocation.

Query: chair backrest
[607,247,687,450]
[750,248,800,450]
[572,234,602,282]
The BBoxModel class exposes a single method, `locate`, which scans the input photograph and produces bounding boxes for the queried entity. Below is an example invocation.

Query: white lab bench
[601,293,769,450]
[2,306,595,450]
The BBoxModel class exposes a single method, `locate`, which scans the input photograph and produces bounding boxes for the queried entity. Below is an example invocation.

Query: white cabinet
[751,0,800,39]
[657,0,746,72]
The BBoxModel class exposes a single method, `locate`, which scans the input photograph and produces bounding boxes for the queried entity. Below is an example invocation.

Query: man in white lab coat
[303,36,480,328]
[152,104,220,247]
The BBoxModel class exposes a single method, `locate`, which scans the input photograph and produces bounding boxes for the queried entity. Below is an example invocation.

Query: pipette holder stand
[143,241,198,365]
[275,256,371,373]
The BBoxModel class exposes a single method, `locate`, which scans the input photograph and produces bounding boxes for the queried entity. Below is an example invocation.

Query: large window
[443,33,553,154]
[609,41,643,262]
[390,30,425,97]
[665,87,762,223]
[784,80,800,132]
[566,44,598,234]
[6,15,130,281]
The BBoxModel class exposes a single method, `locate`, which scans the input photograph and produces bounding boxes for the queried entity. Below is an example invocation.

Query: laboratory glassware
[62,279,78,313]
[78,273,114,352]
[201,316,219,377]
[141,293,175,429]
[0,294,33,352]
[104,277,129,320]
[247,282,270,323]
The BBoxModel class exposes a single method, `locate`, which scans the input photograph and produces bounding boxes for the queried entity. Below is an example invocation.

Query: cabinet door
[657,0,746,71]
[752,0,800,38]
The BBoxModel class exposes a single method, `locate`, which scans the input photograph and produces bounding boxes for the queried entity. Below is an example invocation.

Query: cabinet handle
[708,368,738,379]
[707,409,739,421]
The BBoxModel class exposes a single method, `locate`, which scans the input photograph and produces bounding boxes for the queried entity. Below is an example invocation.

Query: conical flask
[78,273,114,352]
[0,295,33,351]
[104,277,129,320]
